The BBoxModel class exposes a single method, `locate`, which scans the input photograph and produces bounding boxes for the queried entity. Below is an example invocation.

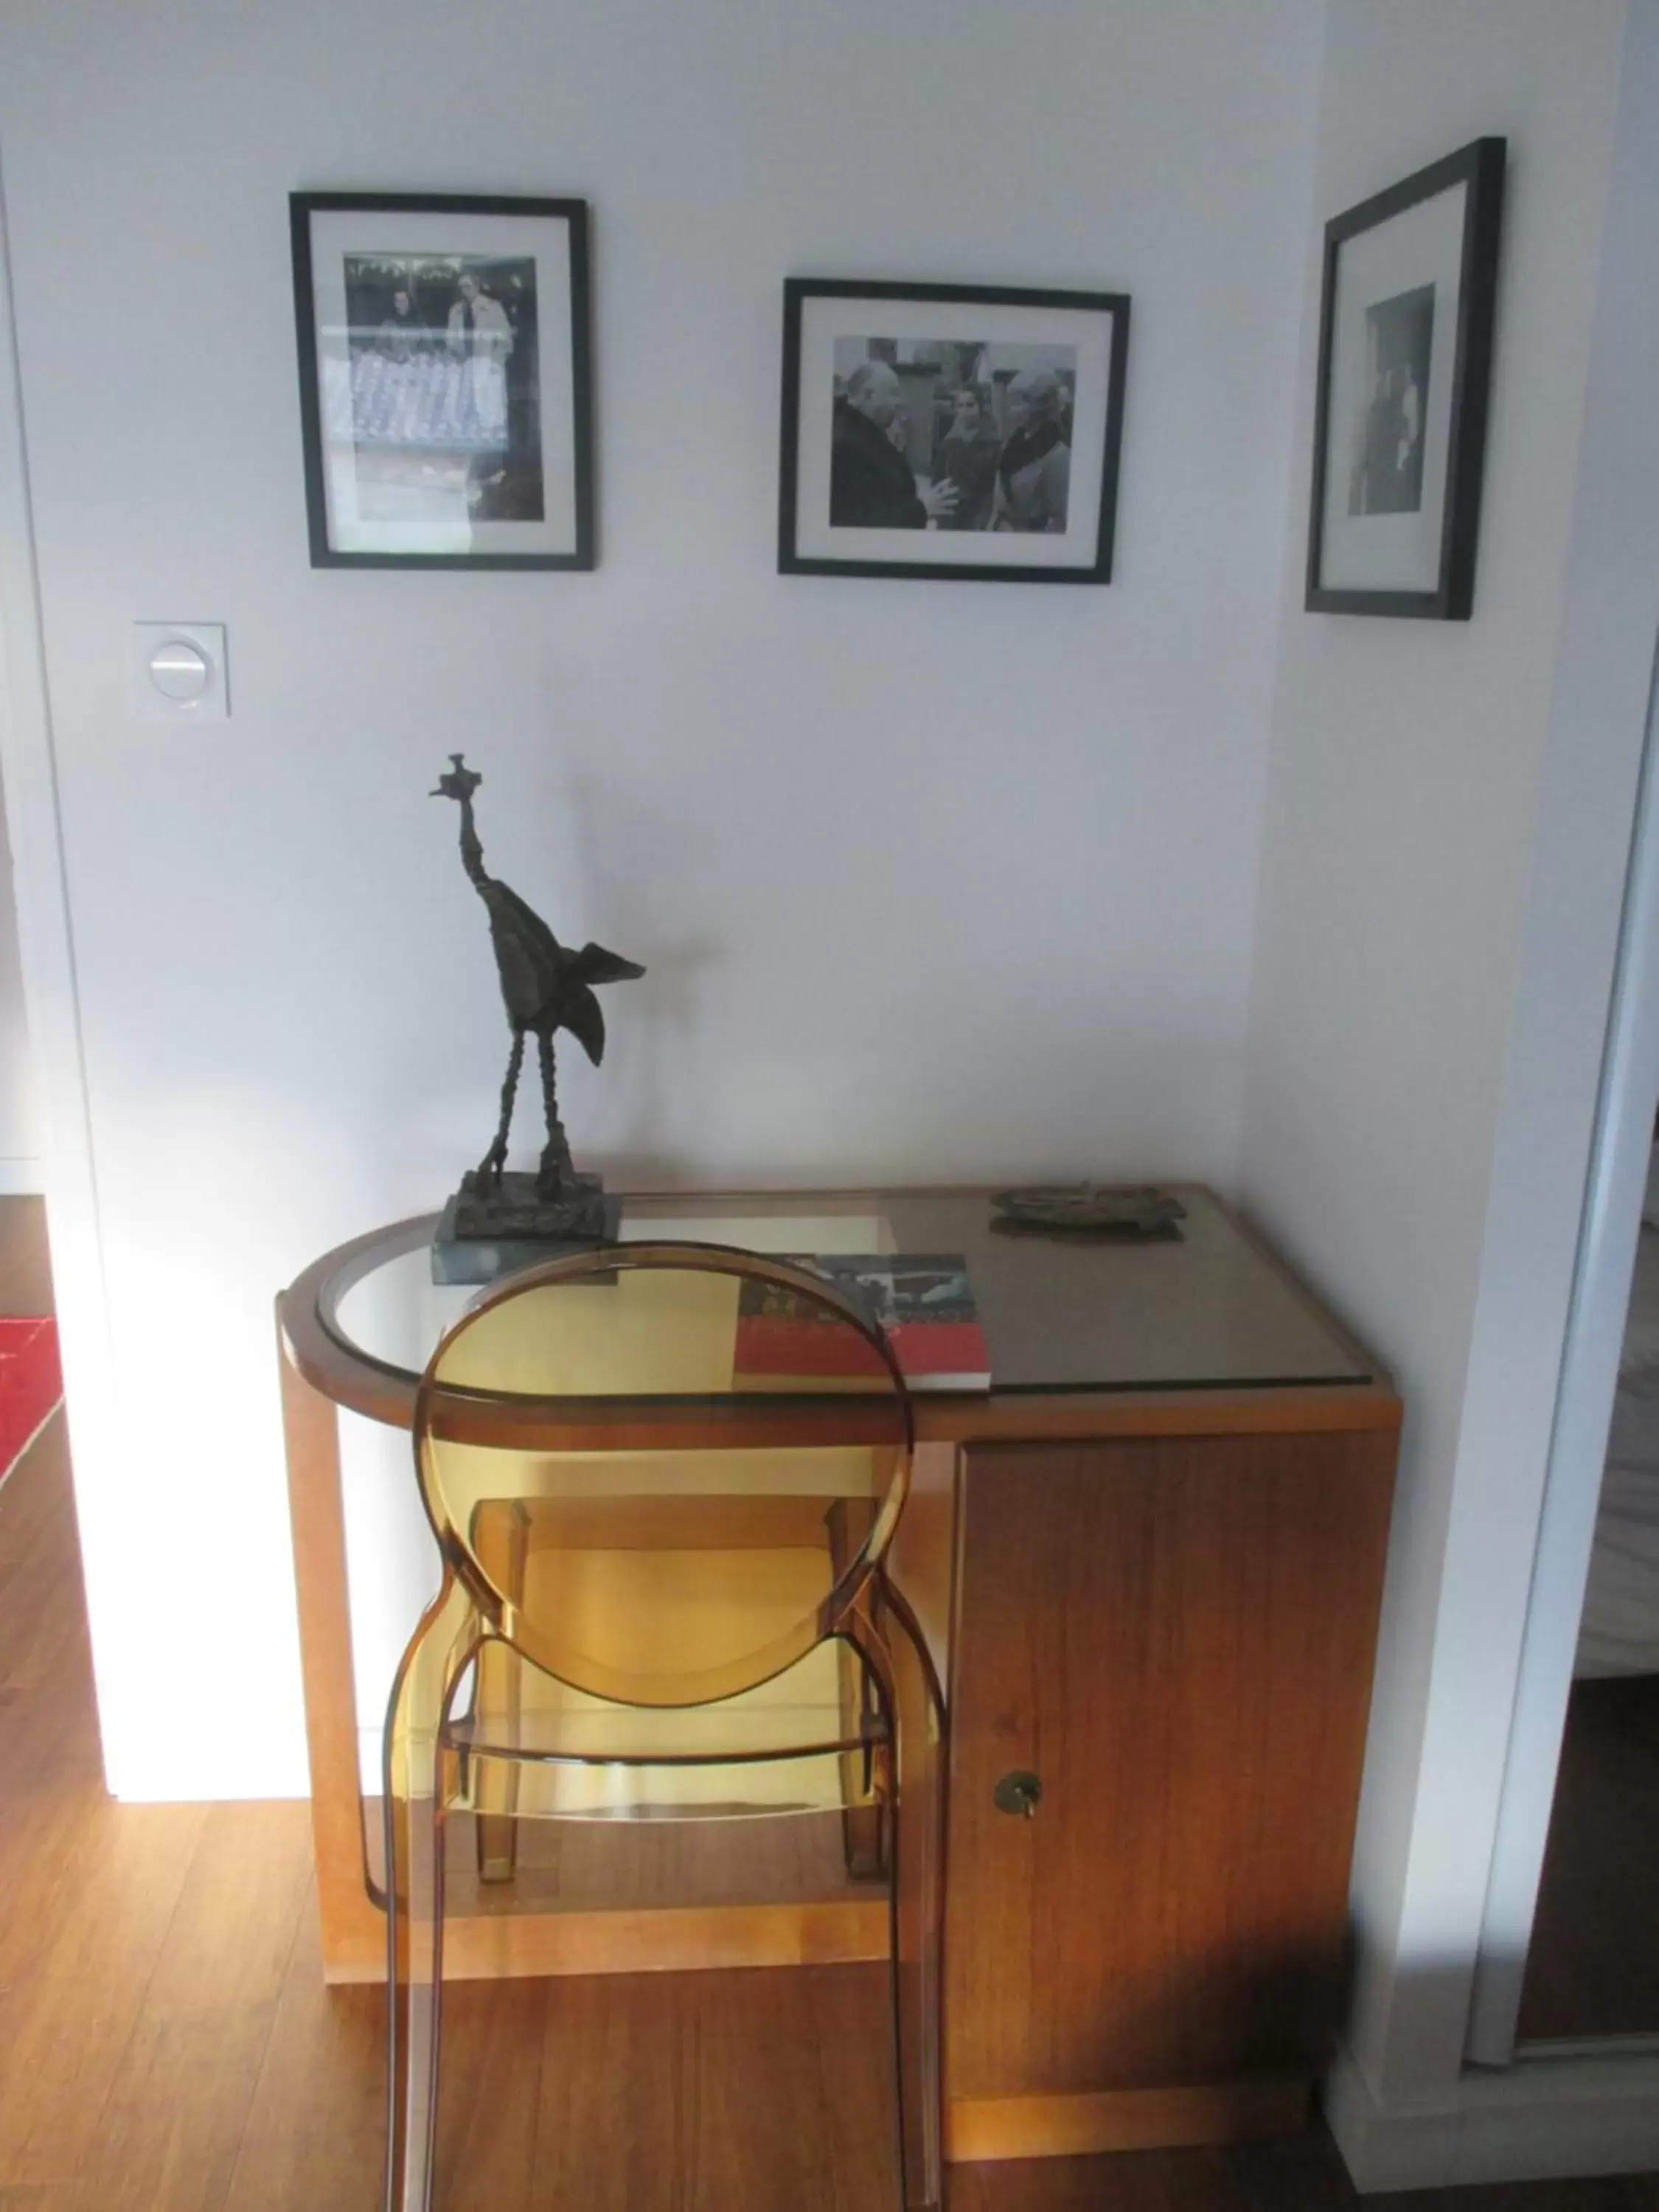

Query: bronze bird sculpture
[433,754,645,1200]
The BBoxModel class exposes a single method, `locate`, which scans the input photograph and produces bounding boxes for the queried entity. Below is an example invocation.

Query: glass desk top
[324,1185,1374,1396]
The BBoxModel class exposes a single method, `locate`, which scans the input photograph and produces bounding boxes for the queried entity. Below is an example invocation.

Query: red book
[735,1256,990,1392]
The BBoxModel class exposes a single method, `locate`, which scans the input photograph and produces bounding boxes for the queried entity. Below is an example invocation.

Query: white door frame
[1468,641,1659,2065]
[0,142,122,1773]
[1321,7,1659,2183]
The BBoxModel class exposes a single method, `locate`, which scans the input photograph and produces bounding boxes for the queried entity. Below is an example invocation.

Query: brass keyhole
[994,1770,1042,1819]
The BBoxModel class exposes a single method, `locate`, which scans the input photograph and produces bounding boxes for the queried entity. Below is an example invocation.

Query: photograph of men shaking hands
[829,338,1073,535]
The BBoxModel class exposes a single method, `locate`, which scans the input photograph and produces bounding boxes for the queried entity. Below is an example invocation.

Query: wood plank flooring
[2,1196,1658,2209]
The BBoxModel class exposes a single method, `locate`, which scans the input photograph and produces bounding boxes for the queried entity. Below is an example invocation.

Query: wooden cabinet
[942,1427,1397,2163]
[282,1174,1399,2167]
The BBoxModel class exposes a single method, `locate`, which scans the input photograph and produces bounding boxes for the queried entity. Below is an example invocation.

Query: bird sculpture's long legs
[535,1031,575,1200]
[478,1032,525,1186]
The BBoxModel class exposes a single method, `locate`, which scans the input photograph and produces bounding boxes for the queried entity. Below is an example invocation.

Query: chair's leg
[855,1584,945,2212]
[471,1509,529,1883]
[841,1639,886,1880]
[825,1501,889,1880]
[452,1667,515,1883]
[384,1576,477,2212]
[430,1750,456,2161]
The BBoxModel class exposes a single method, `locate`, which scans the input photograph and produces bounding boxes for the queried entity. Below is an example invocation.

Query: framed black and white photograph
[1307,138,1505,618]
[290,192,593,569]
[779,279,1130,585]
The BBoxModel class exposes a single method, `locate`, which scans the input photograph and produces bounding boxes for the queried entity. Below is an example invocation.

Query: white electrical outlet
[131,622,229,720]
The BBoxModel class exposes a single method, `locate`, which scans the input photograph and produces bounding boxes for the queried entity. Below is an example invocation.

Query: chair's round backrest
[414,1242,914,1708]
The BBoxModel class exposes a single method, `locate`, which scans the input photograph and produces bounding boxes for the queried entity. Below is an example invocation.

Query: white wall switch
[131,622,229,720]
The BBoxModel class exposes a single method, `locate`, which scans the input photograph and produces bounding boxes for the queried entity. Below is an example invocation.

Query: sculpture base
[431,1169,621,1287]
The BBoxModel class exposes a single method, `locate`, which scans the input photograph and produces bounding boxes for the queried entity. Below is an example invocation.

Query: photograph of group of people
[330,252,544,524]
[829,337,1076,535]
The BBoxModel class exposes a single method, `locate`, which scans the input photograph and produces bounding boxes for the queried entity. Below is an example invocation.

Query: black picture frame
[290,192,594,571]
[778,279,1130,585]
[1306,137,1505,619]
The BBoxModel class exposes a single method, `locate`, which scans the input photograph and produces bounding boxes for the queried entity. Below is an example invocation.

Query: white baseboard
[0,1157,42,1195]
[1324,2039,1659,2191]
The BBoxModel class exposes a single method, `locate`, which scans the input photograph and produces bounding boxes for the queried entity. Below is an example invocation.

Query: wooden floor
[3,1195,1659,2211]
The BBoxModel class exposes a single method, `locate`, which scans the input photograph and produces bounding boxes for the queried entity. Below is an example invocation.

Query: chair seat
[444,1696,886,1767]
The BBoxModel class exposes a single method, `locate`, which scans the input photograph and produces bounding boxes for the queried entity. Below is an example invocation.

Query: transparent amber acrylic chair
[383,1242,944,2211]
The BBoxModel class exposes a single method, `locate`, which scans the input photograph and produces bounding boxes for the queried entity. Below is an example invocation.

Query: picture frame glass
[779,282,1129,583]
[300,204,580,561]
[1317,180,1468,595]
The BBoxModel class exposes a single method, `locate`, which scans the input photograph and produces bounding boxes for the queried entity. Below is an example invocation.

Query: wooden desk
[276,1184,1398,2163]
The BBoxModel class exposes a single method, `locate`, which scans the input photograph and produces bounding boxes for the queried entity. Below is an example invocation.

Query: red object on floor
[0,1317,62,1485]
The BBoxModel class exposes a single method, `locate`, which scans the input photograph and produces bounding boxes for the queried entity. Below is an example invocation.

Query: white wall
[0,0,1321,1797]
[1240,0,1656,2129]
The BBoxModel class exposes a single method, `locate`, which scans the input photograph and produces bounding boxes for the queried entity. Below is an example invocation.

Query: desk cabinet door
[944,1431,1394,2154]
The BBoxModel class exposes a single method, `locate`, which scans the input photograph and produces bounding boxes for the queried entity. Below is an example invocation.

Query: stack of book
[734,1254,991,1392]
